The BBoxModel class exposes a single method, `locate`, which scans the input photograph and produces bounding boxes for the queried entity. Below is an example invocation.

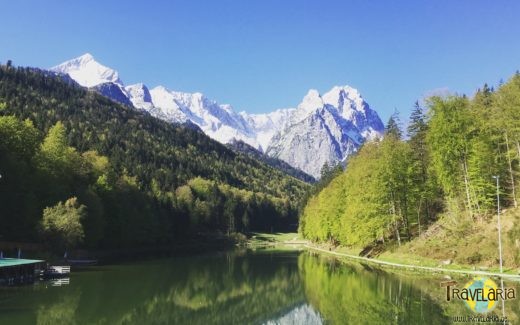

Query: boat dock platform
[0,258,45,285]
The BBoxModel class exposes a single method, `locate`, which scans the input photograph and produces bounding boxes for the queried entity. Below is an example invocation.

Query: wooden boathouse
[0,258,45,285]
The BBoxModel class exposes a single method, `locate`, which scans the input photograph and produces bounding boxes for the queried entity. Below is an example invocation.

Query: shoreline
[245,233,520,280]
[6,232,518,280]
[304,244,520,280]
[0,237,235,266]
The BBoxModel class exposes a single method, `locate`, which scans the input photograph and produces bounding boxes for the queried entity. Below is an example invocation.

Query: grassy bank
[244,232,306,249]
[298,207,520,277]
[380,206,520,274]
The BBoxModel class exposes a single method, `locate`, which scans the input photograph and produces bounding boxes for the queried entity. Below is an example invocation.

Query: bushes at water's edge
[300,72,520,259]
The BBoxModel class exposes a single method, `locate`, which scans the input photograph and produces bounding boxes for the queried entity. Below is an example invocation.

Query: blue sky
[2,1,520,122]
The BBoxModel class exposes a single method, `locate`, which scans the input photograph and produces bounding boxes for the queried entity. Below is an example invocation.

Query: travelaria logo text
[441,277,516,314]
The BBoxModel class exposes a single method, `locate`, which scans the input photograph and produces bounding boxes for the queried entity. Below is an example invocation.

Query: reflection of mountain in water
[263,303,323,325]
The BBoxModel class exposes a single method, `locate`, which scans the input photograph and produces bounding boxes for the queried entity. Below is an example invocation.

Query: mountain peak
[77,52,94,62]
[267,85,384,178]
[298,89,323,110]
[322,85,367,118]
[50,53,122,88]
[305,88,321,97]
[323,85,363,106]
[329,85,358,94]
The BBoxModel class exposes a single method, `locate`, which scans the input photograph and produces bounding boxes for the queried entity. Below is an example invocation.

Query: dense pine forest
[300,72,520,259]
[0,64,310,250]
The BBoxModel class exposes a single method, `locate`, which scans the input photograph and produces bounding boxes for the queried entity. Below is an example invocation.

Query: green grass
[307,243,520,278]
[246,232,302,248]
[383,208,520,274]
[380,251,519,274]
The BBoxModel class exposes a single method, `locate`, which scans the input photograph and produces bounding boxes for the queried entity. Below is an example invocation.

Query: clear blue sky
[2,1,520,122]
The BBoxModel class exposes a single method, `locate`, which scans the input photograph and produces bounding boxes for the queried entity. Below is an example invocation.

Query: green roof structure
[0,258,44,268]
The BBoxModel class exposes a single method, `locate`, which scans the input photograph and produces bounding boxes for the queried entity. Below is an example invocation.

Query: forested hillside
[300,72,520,261]
[0,64,309,249]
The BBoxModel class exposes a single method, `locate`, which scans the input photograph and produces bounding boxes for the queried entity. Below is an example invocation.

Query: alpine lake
[0,248,518,324]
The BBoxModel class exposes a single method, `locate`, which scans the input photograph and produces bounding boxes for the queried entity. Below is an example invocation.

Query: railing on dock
[47,265,71,275]
[50,278,70,286]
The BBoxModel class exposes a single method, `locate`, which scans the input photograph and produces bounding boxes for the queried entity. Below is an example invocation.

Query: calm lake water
[0,249,518,324]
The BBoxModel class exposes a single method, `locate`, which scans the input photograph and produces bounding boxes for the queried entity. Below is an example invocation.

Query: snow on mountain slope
[241,108,294,151]
[148,86,260,146]
[125,83,154,110]
[322,85,384,140]
[51,53,122,87]
[49,53,384,178]
[266,87,384,178]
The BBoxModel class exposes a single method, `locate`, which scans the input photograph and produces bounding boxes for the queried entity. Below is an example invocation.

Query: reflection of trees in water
[299,253,450,324]
[21,252,304,324]
[36,289,81,325]
[12,252,518,324]
[116,252,305,324]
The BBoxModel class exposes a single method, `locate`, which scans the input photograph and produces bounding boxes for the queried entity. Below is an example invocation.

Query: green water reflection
[0,250,518,324]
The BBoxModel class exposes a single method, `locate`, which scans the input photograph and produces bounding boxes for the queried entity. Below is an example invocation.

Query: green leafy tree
[40,197,86,250]
[0,115,41,239]
[0,116,39,159]
[494,73,520,207]
[37,121,82,174]
[380,135,416,243]
[466,87,504,213]
[426,96,474,217]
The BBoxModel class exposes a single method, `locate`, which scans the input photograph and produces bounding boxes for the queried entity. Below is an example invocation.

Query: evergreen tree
[407,101,427,140]
[385,112,402,139]
[407,101,434,232]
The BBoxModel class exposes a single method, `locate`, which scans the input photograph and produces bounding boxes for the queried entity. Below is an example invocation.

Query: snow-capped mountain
[49,53,384,178]
[51,53,122,87]
[124,83,154,110]
[147,86,260,147]
[266,87,384,178]
[241,108,295,151]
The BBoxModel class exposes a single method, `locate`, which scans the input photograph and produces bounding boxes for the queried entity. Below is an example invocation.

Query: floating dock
[0,258,45,285]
